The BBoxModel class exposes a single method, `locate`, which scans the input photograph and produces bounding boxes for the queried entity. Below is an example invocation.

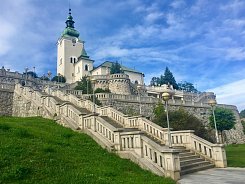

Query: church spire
[66,8,75,28]
[61,8,80,38]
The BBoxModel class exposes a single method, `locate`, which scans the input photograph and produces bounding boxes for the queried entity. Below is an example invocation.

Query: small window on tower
[60,58,62,65]
[73,58,76,63]
[70,57,73,63]
[85,64,88,71]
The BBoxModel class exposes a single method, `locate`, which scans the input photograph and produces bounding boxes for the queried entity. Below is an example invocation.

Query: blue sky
[0,0,245,111]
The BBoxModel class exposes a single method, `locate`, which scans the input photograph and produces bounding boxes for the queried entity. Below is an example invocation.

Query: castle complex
[57,9,144,85]
[0,9,245,181]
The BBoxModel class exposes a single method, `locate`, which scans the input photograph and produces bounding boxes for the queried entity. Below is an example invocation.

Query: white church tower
[57,9,94,83]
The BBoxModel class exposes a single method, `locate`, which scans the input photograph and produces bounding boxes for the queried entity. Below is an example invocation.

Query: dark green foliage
[88,96,102,106]
[74,76,92,94]
[39,75,50,81]
[240,109,245,118]
[94,88,111,93]
[0,117,174,183]
[153,103,214,142]
[209,107,236,132]
[23,71,38,78]
[178,81,198,93]
[51,75,66,83]
[241,120,245,134]
[226,144,245,167]
[110,62,123,74]
[150,67,178,89]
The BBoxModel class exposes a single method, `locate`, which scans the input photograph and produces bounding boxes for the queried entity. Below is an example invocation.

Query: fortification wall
[0,89,13,116]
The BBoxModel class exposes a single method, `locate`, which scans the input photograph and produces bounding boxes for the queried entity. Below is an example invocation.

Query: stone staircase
[177,147,214,175]
[13,84,227,181]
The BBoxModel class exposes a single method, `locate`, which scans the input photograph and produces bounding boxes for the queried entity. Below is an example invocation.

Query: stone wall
[0,89,13,116]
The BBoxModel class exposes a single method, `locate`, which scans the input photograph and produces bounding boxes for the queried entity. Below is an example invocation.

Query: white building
[57,9,144,85]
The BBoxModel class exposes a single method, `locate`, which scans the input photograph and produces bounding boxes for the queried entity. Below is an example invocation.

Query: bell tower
[57,9,83,83]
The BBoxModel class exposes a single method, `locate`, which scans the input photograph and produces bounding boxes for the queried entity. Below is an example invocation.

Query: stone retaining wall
[0,89,13,116]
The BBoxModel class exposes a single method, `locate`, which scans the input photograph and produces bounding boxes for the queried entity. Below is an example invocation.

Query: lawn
[0,117,175,184]
[226,144,245,167]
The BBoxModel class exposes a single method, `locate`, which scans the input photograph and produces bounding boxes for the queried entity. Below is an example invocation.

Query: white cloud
[208,79,245,111]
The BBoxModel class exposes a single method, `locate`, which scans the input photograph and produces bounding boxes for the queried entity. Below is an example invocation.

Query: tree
[94,88,111,93]
[23,71,38,78]
[150,77,160,86]
[240,109,245,118]
[74,77,92,94]
[153,103,214,142]
[178,81,198,93]
[51,75,66,83]
[163,67,178,89]
[149,67,178,89]
[39,75,49,81]
[209,107,236,132]
[110,62,123,74]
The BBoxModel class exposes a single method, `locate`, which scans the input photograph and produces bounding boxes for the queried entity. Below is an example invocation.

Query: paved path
[178,168,245,184]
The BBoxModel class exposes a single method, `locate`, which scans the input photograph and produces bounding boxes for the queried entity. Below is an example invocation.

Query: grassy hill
[0,117,175,184]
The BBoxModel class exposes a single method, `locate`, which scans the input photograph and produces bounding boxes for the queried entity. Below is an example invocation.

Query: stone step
[181,160,211,170]
[179,152,194,157]
[100,116,124,128]
[180,163,215,175]
[180,158,204,166]
[179,155,200,161]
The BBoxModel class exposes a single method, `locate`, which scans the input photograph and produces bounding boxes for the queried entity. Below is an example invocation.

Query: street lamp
[86,77,89,95]
[137,85,142,115]
[58,73,61,89]
[208,99,220,144]
[47,71,52,94]
[24,67,28,86]
[162,85,174,148]
[91,78,96,113]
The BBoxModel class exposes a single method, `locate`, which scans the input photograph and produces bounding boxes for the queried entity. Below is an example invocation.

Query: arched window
[70,57,73,63]
[73,58,76,63]
[85,64,88,71]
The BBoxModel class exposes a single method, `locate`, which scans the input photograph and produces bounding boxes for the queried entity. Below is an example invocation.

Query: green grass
[226,144,245,167]
[0,117,175,184]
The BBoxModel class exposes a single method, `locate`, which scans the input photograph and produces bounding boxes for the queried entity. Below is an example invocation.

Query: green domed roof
[62,27,80,38]
[61,9,80,38]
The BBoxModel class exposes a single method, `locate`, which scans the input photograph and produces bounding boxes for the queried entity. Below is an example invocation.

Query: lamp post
[47,71,52,94]
[137,85,142,115]
[24,67,28,86]
[86,77,89,95]
[33,67,35,78]
[58,73,61,89]
[208,99,220,144]
[91,78,96,114]
[162,85,175,148]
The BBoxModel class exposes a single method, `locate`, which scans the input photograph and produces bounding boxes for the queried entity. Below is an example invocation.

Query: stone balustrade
[12,83,227,181]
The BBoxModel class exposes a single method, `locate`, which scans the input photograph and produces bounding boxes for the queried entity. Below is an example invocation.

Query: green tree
[24,71,38,78]
[163,67,178,89]
[240,109,245,118]
[51,75,66,83]
[94,88,111,93]
[149,67,178,89]
[209,107,236,132]
[110,62,123,74]
[178,81,198,93]
[74,77,92,94]
[39,75,49,81]
[153,103,214,142]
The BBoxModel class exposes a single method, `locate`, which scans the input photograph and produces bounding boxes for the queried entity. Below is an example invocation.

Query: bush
[209,107,236,132]
[94,88,111,93]
[153,103,214,142]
